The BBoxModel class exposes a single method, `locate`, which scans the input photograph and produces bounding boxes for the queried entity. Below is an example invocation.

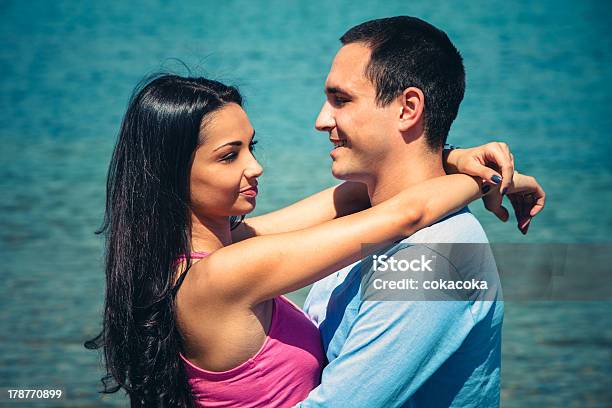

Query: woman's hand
[443,141,546,233]
[443,141,514,192]
[482,171,546,234]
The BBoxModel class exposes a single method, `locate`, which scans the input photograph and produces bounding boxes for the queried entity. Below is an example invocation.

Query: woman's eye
[221,141,257,163]
[221,152,237,163]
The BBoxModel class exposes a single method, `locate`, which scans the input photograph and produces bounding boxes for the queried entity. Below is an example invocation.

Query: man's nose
[315,101,335,132]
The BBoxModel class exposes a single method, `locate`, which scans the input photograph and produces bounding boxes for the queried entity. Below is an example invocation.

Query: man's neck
[368,148,446,206]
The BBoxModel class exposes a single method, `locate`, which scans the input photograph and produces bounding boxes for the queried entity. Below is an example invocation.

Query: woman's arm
[231,181,370,242]
[195,174,486,306]
[233,142,516,242]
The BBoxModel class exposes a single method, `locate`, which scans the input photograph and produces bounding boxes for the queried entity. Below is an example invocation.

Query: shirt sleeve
[294,246,477,408]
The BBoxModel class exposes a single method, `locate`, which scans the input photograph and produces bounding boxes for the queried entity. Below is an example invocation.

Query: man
[294,16,543,407]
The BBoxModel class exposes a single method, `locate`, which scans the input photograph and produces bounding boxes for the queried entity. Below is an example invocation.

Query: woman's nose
[245,157,263,178]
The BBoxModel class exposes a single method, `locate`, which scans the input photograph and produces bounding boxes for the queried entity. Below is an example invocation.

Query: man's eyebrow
[213,130,256,152]
[325,86,351,96]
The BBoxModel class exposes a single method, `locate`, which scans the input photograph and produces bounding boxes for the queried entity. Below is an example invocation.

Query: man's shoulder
[306,207,491,318]
[404,206,490,245]
[304,259,362,320]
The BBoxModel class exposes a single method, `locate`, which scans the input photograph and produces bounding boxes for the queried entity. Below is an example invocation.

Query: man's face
[316,42,398,183]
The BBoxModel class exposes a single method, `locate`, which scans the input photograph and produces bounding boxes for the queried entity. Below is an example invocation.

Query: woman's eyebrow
[213,130,256,152]
[213,141,241,151]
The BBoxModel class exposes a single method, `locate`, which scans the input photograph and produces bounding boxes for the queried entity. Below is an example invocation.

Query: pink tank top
[175,252,325,407]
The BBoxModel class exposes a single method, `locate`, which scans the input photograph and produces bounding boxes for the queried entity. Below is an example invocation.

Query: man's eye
[333,96,349,106]
[249,140,258,152]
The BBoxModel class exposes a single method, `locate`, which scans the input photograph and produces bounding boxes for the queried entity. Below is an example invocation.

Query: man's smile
[330,138,348,149]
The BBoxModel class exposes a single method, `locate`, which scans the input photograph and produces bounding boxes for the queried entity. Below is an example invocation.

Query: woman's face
[189,103,262,219]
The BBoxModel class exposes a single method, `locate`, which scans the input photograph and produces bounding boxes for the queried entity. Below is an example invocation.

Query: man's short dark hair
[341,16,465,150]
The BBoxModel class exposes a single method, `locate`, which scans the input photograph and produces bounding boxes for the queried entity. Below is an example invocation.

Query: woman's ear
[398,87,425,132]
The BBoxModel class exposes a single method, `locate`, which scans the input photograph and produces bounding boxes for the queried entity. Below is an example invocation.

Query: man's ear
[398,87,425,132]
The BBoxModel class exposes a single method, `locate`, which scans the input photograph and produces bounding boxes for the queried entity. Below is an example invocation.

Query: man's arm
[295,247,477,408]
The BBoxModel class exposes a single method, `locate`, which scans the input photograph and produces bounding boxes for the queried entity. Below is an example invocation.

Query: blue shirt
[296,207,504,408]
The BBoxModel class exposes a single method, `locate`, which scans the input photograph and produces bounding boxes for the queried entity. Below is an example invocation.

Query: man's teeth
[333,140,347,148]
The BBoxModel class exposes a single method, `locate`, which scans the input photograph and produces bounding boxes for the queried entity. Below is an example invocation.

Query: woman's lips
[240,186,258,197]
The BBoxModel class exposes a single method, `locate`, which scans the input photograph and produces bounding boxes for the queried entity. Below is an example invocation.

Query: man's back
[300,207,503,408]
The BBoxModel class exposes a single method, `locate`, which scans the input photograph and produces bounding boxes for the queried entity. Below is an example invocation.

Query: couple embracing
[88,16,545,408]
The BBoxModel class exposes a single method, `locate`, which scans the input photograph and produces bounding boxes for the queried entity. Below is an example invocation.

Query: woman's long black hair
[85,74,243,407]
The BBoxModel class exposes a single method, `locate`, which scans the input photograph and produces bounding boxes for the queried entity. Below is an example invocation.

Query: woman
[85,74,522,407]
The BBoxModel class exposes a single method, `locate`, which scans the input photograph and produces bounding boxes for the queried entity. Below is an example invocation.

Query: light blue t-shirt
[295,207,504,408]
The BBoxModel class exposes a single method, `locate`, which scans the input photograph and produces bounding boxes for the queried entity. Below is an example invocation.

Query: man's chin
[331,163,354,181]
[331,162,370,183]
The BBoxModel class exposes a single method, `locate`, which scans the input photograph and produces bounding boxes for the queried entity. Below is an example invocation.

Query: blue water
[1,1,610,406]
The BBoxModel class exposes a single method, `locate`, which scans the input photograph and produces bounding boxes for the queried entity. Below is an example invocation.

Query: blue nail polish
[491,175,502,184]
[482,185,491,194]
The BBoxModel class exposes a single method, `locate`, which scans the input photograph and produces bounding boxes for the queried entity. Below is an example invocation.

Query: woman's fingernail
[482,185,491,194]
[520,222,530,235]
[519,218,531,229]
[491,175,502,184]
